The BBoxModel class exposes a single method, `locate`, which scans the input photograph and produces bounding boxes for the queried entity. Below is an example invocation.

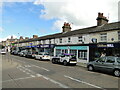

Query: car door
[103,56,115,72]
[94,57,106,70]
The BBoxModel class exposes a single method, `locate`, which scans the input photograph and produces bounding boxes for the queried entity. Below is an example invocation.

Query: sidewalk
[76,62,87,68]
[2,56,18,70]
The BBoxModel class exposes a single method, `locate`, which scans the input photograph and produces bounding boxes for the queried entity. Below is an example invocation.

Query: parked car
[51,53,77,66]
[25,51,33,58]
[19,50,28,57]
[87,56,120,77]
[35,52,51,60]
[0,48,6,55]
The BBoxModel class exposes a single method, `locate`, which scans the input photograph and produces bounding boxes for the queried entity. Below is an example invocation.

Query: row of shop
[12,42,120,63]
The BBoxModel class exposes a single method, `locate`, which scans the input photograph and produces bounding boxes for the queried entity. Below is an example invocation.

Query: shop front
[54,45,89,63]
[89,43,120,61]
[26,44,55,55]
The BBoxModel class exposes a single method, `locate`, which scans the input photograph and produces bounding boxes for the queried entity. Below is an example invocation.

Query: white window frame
[59,38,62,43]
[78,36,83,42]
[100,33,107,41]
[68,37,71,43]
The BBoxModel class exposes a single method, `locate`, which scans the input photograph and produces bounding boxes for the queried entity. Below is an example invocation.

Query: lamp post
[18,33,20,47]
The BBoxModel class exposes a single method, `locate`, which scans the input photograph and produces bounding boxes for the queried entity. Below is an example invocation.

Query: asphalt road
[1,53,120,90]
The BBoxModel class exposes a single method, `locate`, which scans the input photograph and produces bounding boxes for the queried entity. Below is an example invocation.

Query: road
[1,53,120,90]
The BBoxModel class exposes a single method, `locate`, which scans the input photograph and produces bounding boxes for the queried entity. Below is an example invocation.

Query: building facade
[11,13,120,63]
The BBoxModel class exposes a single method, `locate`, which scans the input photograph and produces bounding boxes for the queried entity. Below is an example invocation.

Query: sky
[0,0,119,42]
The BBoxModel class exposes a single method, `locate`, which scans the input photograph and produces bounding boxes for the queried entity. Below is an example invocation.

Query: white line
[36,74,69,88]
[32,65,50,71]
[64,75,106,90]
[30,75,35,77]
[26,72,30,75]
[14,59,26,63]
[2,76,35,83]
[41,67,50,71]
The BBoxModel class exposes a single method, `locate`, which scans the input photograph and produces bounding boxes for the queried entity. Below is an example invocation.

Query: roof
[17,21,120,43]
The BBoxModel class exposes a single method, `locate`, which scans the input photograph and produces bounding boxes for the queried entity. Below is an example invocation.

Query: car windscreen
[117,57,120,63]
[44,53,49,55]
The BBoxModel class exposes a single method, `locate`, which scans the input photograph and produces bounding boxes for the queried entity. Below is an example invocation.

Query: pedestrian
[100,52,106,57]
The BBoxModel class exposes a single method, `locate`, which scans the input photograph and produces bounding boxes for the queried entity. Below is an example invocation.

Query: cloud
[0,35,17,42]
[34,0,119,31]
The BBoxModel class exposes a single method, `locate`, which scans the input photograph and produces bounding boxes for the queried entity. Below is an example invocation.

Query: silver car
[87,56,120,77]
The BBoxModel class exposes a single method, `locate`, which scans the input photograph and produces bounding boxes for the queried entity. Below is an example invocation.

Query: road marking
[26,72,30,75]
[41,67,50,71]
[24,65,31,68]
[30,75,35,77]
[32,65,50,71]
[64,75,106,90]
[13,59,26,63]
[36,74,70,88]
[2,76,35,83]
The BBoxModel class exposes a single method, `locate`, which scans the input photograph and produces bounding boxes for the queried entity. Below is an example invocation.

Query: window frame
[100,33,107,42]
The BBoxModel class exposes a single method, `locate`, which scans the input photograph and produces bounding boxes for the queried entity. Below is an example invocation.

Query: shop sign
[39,44,55,48]
[91,38,97,43]
[107,44,114,47]
[97,44,107,47]
[97,44,114,48]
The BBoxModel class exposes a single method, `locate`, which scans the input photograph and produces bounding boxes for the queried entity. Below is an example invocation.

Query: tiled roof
[18,21,120,43]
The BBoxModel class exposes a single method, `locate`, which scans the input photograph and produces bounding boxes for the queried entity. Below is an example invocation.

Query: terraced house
[12,13,120,63]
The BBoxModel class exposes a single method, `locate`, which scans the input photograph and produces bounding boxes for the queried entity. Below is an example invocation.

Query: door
[94,57,106,70]
[103,56,115,72]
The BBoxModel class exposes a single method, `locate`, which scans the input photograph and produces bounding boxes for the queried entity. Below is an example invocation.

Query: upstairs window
[78,36,82,42]
[68,37,71,43]
[59,38,62,43]
[118,31,120,41]
[100,33,107,41]
[49,39,51,44]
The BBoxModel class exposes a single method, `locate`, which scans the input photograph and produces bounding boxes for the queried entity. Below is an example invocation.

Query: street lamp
[18,33,20,47]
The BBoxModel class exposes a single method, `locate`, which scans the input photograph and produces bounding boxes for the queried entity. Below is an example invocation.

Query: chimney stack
[20,36,23,40]
[62,22,71,33]
[96,12,109,26]
[33,35,38,38]
[25,37,29,40]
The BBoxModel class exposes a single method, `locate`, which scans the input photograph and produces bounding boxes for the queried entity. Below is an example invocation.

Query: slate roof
[18,21,120,43]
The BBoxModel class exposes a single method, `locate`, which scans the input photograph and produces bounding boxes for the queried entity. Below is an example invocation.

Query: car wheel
[52,59,55,64]
[63,60,68,66]
[40,57,42,61]
[88,65,94,71]
[35,57,37,60]
[113,69,120,77]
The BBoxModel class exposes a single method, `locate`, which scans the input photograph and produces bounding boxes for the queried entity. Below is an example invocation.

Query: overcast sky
[0,0,119,42]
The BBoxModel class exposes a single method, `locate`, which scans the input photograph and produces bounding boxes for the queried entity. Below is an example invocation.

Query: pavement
[77,62,87,68]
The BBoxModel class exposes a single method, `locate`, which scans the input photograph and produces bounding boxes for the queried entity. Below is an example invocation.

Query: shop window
[78,36,82,42]
[56,49,61,55]
[78,50,87,60]
[68,37,71,43]
[118,31,120,41]
[59,38,62,43]
[100,33,107,41]
[70,50,77,56]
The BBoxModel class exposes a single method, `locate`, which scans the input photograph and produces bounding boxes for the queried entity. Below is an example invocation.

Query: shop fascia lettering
[97,44,114,47]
